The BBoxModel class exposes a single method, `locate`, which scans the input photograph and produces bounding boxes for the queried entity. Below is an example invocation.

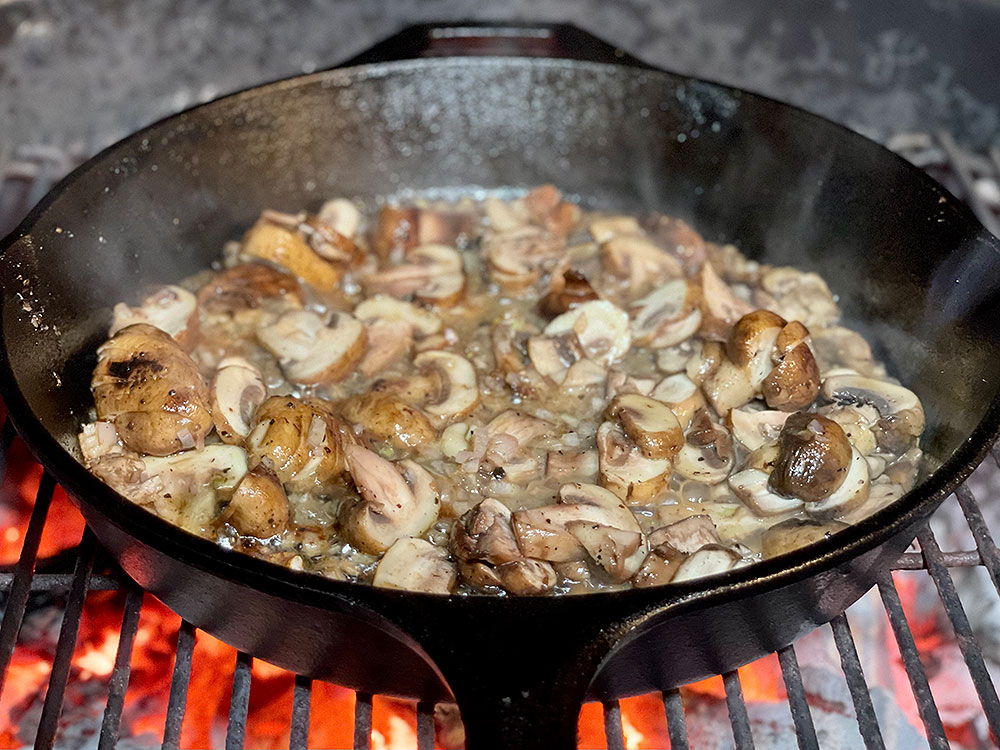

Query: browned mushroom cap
[110,285,199,351]
[632,543,686,588]
[767,412,853,503]
[761,518,849,559]
[538,269,600,319]
[245,396,349,492]
[596,421,672,503]
[484,225,567,291]
[227,464,289,538]
[339,446,442,554]
[197,263,302,315]
[727,310,786,386]
[761,321,820,411]
[372,538,457,594]
[91,324,214,456]
[371,205,419,260]
[241,216,342,290]
[257,310,366,385]
[523,184,581,236]
[607,394,684,460]
[211,357,267,445]
[340,391,436,454]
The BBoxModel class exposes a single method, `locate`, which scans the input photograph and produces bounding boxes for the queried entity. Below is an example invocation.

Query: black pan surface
[2,24,999,749]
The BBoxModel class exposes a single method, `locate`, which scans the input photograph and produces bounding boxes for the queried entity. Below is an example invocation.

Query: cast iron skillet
[2,23,1000,749]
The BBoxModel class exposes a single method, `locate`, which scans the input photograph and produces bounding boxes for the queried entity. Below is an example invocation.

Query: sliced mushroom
[227,464,289,538]
[588,215,643,243]
[92,324,213,456]
[241,217,341,289]
[820,374,925,451]
[110,285,199,350]
[245,396,349,491]
[632,543,686,588]
[761,321,820,411]
[544,300,631,366]
[564,521,645,582]
[767,412,853,503]
[340,445,441,554]
[674,414,734,485]
[809,326,879,377]
[538,269,600,318]
[805,446,870,516]
[357,320,413,377]
[361,244,465,307]
[414,351,479,421]
[522,184,581,235]
[562,359,609,389]
[647,514,720,554]
[596,421,672,503]
[211,357,267,445]
[757,267,839,329]
[644,214,707,275]
[761,518,848,559]
[371,205,419,260]
[698,261,755,337]
[353,295,442,336]
[700,357,755,415]
[727,310,785,387]
[728,468,805,516]
[545,449,600,480]
[293,212,363,264]
[340,391,436,453]
[601,235,684,294]
[671,544,740,583]
[257,309,366,385]
[629,280,702,348]
[650,374,706,430]
[197,263,301,316]
[821,404,880,456]
[607,394,684,460]
[527,331,585,382]
[317,198,362,240]
[484,225,566,291]
[373,538,457,594]
[728,408,791,451]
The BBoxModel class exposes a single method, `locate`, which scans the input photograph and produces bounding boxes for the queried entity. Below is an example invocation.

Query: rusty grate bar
[829,613,886,750]
[723,670,755,750]
[776,645,820,750]
[97,585,144,750]
[161,620,196,750]
[289,675,311,750]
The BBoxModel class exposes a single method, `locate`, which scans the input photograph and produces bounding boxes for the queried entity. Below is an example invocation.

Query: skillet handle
[342,22,653,68]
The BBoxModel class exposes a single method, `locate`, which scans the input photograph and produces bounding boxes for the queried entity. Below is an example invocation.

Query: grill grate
[1,134,999,749]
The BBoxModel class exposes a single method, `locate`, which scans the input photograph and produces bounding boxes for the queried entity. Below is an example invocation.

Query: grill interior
[1,134,999,749]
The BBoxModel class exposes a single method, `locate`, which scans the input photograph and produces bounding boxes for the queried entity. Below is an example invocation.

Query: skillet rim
[1,54,999,617]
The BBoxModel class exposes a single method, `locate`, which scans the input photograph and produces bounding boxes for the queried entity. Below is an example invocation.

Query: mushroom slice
[340,446,441,554]
[601,235,684,294]
[647,514,720,554]
[633,543,687,587]
[373,538,457,595]
[110,285,199,350]
[821,374,925,449]
[821,404,880,456]
[596,421,672,503]
[211,357,267,444]
[607,394,684,460]
[227,464,289,538]
[241,217,341,289]
[558,482,642,533]
[353,295,442,336]
[650,374,705,430]
[340,391,436,453]
[545,450,599,480]
[728,408,791,451]
[629,280,702,348]
[371,205,419,259]
[758,267,839,329]
[414,351,479,421]
[409,244,466,307]
[761,518,848,559]
[806,447,870,517]
[698,261,755,336]
[728,468,805,516]
[527,332,585,382]
[761,321,821,411]
[768,412,854,503]
[197,263,302,316]
[562,359,609,389]
[674,415,734,485]
[645,215,707,275]
[484,226,566,291]
[544,300,631,366]
[92,324,213,456]
[809,326,879,377]
[727,310,785,387]
[588,215,643,244]
[357,320,413,377]
[245,396,348,491]
[257,310,366,385]
[486,410,554,448]
[700,357,755,415]
[538,269,600,319]
[317,198,362,240]
[671,544,740,583]
[564,521,645,583]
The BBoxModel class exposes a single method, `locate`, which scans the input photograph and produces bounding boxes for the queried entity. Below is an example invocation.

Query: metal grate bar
[776,645,820,750]
[0,572,121,591]
[877,575,950,749]
[33,530,97,750]
[602,700,626,750]
[723,671,755,750]
[289,675,311,750]
[161,620,196,750]
[415,702,435,750]
[954,484,1000,600]
[661,689,691,750]
[97,586,144,750]
[226,651,253,750]
[829,614,886,750]
[0,470,55,692]
[353,692,373,750]
[892,550,981,569]
[916,526,1000,739]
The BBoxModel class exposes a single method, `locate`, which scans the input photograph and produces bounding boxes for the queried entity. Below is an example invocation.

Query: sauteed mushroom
[821,373,924,451]
[544,300,631,367]
[211,357,267,445]
[110,285,199,350]
[257,309,366,385]
[373,538,457,594]
[241,216,342,289]
[227,464,289,538]
[340,391,436,454]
